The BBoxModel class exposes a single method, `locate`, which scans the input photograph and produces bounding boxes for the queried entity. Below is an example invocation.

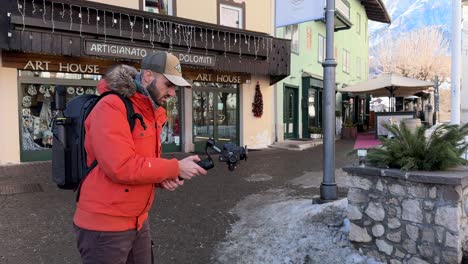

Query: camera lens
[227,153,237,163]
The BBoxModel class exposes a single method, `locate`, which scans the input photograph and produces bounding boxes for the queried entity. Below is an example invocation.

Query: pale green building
[275,0,390,140]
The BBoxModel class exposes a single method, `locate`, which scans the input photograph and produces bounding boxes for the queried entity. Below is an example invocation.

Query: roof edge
[366,0,392,24]
[376,0,391,24]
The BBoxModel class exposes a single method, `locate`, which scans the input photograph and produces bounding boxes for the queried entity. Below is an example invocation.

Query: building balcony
[323,0,353,32]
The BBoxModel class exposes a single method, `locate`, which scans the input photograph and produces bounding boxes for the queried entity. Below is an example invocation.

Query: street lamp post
[452,0,461,125]
[320,0,338,202]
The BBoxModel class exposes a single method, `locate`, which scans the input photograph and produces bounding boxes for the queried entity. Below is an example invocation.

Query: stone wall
[343,166,468,264]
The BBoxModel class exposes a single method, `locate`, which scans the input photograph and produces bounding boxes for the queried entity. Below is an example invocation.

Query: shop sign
[176,53,215,67]
[192,72,248,84]
[23,60,100,74]
[84,40,216,67]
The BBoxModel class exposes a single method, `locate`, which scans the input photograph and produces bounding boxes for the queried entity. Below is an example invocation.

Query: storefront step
[269,139,324,151]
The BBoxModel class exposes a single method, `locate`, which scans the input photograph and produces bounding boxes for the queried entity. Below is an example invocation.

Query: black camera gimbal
[196,138,248,171]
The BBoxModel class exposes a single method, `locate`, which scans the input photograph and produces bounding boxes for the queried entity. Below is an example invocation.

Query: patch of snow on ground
[212,190,383,264]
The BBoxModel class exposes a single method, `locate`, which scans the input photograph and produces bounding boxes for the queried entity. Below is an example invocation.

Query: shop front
[301,76,324,138]
[188,72,249,152]
[0,0,290,164]
[2,52,107,162]
[341,92,370,132]
[2,51,186,161]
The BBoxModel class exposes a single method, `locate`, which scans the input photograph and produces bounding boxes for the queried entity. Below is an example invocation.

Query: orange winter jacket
[73,65,179,231]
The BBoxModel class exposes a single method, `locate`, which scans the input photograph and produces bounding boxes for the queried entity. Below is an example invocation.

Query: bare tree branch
[370,26,450,82]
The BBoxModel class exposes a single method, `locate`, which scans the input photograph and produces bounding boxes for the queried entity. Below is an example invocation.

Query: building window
[336,0,351,21]
[284,24,299,54]
[218,0,246,29]
[365,62,368,79]
[306,26,312,49]
[356,12,361,34]
[356,57,361,79]
[318,34,326,63]
[343,49,350,74]
[365,22,367,43]
[142,0,174,15]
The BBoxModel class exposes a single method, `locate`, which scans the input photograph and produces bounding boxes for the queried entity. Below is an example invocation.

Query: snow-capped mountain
[369,0,451,46]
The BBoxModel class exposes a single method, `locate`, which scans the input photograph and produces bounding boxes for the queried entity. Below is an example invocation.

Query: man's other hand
[159,178,184,191]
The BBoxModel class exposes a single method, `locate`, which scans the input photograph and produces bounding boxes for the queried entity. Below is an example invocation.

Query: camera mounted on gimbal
[196,138,248,171]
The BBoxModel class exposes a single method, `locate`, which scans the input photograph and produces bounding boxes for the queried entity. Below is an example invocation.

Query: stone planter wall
[343,166,468,264]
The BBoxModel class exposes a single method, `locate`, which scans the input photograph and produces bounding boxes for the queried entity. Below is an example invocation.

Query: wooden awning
[0,0,291,85]
[362,0,391,24]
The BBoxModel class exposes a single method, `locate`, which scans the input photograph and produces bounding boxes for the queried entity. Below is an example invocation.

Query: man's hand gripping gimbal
[196,138,248,171]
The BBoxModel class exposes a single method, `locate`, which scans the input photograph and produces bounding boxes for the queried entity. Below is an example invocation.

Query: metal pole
[452,0,461,125]
[320,0,338,202]
[434,75,439,124]
[272,1,279,142]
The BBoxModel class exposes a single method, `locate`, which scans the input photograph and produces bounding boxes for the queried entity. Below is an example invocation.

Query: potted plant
[341,118,357,139]
[367,122,468,171]
[308,126,323,139]
[343,122,468,263]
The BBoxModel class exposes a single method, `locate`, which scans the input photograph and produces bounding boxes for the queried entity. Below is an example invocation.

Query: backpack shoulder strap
[99,91,140,132]
[121,96,136,131]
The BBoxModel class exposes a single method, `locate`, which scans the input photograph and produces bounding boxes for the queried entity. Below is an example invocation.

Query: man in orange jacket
[73,51,207,264]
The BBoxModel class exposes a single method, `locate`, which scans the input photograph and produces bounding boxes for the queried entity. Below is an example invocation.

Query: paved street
[0,139,356,264]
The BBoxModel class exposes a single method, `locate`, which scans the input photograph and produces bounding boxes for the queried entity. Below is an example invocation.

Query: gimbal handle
[178,139,219,180]
[195,138,221,170]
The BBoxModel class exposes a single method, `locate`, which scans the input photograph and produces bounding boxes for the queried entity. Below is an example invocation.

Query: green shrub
[343,118,356,128]
[309,126,322,134]
[367,123,468,171]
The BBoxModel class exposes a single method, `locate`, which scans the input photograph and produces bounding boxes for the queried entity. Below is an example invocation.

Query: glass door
[161,88,182,152]
[193,83,238,152]
[216,91,238,144]
[307,87,323,129]
[193,91,214,151]
[283,86,298,139]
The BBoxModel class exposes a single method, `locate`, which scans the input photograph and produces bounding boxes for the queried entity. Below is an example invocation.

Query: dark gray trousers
[74,221,153,264]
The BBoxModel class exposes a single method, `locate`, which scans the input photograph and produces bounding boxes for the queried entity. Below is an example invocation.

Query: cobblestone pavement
[0,139,356,264]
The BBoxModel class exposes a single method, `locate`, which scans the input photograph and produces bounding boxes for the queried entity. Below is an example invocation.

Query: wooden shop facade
[0,0,290,163]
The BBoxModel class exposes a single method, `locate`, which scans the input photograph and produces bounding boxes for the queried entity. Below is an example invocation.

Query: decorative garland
[13,0,275,60]
[252,81,263,118]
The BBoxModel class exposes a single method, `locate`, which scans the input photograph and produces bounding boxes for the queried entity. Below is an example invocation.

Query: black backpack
[51,86,146,199]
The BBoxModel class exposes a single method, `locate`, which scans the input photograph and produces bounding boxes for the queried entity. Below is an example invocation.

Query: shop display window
[20,83,98,151]
[18,70,182,159]
[18,70,101,161]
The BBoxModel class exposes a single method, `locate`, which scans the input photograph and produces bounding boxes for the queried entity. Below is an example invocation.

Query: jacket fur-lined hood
[97,64,138,97]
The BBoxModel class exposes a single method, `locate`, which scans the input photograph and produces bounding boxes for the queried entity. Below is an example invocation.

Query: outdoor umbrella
[338,74,433,111]
[339,74,433,97]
